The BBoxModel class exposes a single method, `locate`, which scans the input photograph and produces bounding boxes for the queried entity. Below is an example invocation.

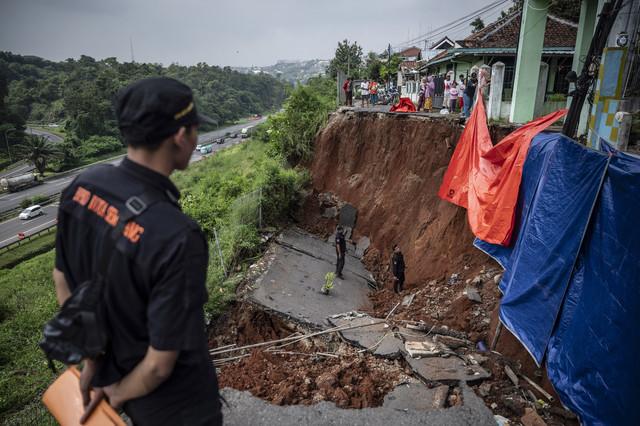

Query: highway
[0,204,59,248]
[0,118,265,247]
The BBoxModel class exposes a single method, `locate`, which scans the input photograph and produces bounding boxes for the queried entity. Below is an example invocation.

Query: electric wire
[392,0,512,50]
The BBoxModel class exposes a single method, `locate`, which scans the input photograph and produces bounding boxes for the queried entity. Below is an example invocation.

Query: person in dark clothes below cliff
[335,225,352,279]
[392,244,406,295]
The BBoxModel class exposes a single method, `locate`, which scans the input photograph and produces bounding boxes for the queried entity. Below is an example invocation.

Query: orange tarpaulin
[389,97,417,112]
[437,96,568,245]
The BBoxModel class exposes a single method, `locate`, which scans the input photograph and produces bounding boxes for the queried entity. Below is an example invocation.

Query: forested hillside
[0,51,292,170]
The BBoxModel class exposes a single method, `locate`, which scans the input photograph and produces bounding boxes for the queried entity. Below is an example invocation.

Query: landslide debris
[209,110,579,425]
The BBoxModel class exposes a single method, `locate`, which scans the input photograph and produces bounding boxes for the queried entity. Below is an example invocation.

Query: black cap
[392,244,397,251]
[115,77,217,146]
[337,225,344,231]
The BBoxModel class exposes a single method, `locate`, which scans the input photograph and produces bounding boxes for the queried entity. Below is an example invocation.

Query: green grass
[0,251,60,423]
[0,231,57,270]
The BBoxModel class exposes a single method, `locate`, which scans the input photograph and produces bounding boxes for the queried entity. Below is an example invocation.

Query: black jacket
[392,252,405,276]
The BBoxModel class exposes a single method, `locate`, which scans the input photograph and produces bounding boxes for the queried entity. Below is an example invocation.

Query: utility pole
[562,0,623,138]
[388,44,392,90]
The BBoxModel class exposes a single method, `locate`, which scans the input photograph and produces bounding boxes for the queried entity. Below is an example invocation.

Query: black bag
[40,274,108,367]
[40,189,169,371]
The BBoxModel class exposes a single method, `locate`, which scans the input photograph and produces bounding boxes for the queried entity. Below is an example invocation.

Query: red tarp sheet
[389,97,417,113]
[437,96,568,245]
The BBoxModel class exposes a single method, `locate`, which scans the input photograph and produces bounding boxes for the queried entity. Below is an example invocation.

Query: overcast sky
[1,0,512,68]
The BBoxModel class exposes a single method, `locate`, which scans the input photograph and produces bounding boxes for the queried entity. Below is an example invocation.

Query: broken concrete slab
[405,354,491,384]
[354,236,370,259]
[328,315,404,359]
[382,383,449,410]
[247,237,373,329]
[329,314,490,385]
[338,203,357,228]
[220,382,496,425]
[276,228,369,281]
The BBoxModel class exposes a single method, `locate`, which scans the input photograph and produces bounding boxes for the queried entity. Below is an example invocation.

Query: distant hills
[232,59,330,85]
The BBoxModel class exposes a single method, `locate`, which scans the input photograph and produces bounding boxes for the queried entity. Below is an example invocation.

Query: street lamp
[4,127,15,164]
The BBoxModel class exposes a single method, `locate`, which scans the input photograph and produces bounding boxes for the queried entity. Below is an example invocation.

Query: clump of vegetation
[547,93,568,102]
[321,272,335,295]
[19,194,50,209]
[258,75,336,166]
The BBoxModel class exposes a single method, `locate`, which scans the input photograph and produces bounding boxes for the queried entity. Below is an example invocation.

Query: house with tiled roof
[396,46,422,77]
[419,9,578,101]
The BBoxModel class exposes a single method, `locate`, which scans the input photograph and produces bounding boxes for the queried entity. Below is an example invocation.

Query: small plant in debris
[321,272,335,294]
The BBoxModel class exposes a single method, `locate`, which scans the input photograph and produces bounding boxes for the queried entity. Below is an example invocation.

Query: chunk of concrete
[354,236,370,258]
[406,341,444,358]
[323,207,337,218]
[338,203,357,229]
[405,353,491,384]
[328,315,404,359]
[466,287,482,303]
[383,383,449,410]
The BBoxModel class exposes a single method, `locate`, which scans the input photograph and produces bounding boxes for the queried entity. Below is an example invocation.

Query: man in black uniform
[335,225,352,279]
[53,77,222,425]
[392,244,406,295]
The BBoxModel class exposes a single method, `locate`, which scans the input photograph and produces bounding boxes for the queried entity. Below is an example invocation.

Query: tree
[470,17,485,33]
[13,134,61,174]
[326,39,363,79]
[368,61,382,81]
[379,55,403,84]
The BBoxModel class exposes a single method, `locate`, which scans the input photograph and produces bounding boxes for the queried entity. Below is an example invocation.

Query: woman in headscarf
[424,76,435,113]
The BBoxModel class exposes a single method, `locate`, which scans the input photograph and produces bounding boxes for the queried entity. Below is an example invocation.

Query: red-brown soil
[210,110,578,425]
[211,303,409,408]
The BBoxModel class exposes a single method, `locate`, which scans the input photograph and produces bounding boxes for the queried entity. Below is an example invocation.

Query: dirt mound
[212,303,406,408]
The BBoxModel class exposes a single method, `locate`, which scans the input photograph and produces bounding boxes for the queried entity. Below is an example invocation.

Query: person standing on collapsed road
[392,244,406,295]
[53,77,222,425]
[335,225,352,279]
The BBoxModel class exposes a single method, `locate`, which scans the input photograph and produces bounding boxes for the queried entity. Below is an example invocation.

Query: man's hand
[79,388,105,424]
[79,358,99,406]
[79,358,102,424]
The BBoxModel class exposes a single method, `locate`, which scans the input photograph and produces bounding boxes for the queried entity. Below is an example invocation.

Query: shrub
[260,77,335,166]
[547,93,567,102]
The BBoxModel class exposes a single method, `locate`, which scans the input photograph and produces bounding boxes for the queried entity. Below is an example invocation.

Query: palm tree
[13,134,62,175]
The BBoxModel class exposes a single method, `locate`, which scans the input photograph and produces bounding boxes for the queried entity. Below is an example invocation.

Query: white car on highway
[19,205,44,220]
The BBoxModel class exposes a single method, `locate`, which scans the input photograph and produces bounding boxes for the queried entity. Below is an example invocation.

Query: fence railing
[231,187,262,228]
[0,223,57,252]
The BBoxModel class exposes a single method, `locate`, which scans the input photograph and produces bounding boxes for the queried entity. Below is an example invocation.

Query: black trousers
[336,254,345,277]
[393,272,405,293]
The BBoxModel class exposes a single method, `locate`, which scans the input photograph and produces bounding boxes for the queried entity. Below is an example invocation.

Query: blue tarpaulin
[475,134,640,425]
